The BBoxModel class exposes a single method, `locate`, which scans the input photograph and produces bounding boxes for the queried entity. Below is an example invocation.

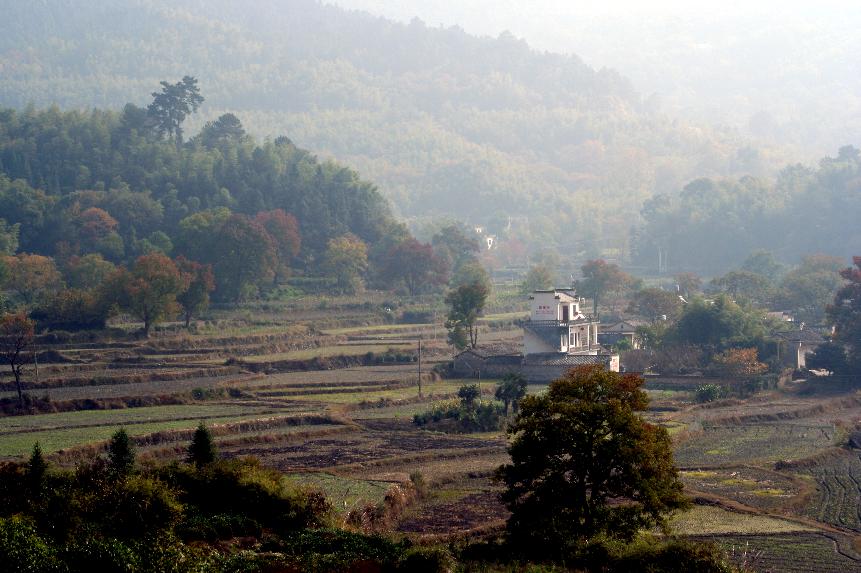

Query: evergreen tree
[26,442,48,492]
[107,428,136,477]
[187,423,217,468]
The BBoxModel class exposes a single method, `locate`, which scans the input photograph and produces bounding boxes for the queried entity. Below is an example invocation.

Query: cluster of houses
[452,287,823,382]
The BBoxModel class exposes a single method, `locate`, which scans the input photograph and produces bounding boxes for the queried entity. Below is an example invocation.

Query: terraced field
[701,533,861,573]
[799,449,861,532]
[5,304,861,571]
[674,423,837,466]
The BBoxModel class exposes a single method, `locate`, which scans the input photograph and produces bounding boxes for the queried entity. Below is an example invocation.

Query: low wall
[643,375,745,391]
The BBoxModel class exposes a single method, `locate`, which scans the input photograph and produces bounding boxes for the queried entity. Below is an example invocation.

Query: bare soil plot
[397,477,508,535]
[223,419,504,472]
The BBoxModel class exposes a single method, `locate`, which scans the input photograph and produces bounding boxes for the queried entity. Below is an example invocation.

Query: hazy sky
[331,0,861,155]
[330,0,855,59]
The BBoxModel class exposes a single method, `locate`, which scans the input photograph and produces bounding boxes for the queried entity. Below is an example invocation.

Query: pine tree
[187,423,217,468]
[26,442,48,491]
[108,428,136,477]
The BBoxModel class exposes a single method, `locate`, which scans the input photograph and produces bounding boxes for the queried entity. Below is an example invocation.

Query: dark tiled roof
[522,353,611,366]
[484,355,523,366]
[601,321,641,333]
[776,329,825,343]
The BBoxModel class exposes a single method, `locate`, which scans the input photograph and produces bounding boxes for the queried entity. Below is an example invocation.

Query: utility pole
[417,337,423,398]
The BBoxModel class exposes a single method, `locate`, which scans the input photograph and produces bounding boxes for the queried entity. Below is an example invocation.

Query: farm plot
[286,472,394,515]
[670,505,814,535]
[680,468,804,511]
[798,448,861,532]
[280,380,479,405]
[240,364,425,390]
[0,403,274,434]
[695,533,861,573]
[397,475,508,535]
[221,419,505,472]
[241,343,414,363]
[674,423,836,467]
[0,411,297,457]
[0,372,254,401]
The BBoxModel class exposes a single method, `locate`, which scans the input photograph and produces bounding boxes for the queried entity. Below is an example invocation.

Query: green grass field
[283,379,485,404]
[243,343,413,362]
[0,404,273,433]
[286,472,393,514]
[670,505,813,535]
[0,412,301,457]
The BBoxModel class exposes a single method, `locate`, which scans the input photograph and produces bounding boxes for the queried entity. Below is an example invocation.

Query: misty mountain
[0,0,784,258]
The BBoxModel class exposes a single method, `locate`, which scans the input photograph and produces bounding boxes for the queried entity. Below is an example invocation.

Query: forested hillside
[0,0,785,257]
[633,146,861,274]
[0,91,442,331]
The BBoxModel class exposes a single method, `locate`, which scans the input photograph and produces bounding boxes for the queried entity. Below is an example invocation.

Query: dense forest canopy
[0,0,790,262]
[0,104,399,260]
[633,146,861,274]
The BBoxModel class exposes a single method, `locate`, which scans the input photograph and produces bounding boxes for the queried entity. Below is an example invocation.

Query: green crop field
[798,449,861,531]
[670,505,813,535]
[286,472,393,514]
[702,533,861,573]
[0,412,299,457]
[674,424,836,466]
[0,404,274,434]
[283,380,488,404]
[243,344,413,362]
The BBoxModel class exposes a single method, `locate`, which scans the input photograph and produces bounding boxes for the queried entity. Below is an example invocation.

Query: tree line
[0,81,487,334]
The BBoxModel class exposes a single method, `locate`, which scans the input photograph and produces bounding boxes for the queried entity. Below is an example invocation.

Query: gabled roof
[522,353,612,367]
[601,321,641,333]
[776,329,825,344]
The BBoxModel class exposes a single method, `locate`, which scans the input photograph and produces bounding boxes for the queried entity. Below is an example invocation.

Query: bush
[0,516,63,573]
[695,384,725,403]
[161,459,330,536]
[413,399,503,432]
[400,310,434,324]
[398,546,455,573]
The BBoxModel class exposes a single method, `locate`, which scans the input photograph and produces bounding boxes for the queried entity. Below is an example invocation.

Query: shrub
[398,546,455,573]
[695,384,725,403]
[0,516,62,573]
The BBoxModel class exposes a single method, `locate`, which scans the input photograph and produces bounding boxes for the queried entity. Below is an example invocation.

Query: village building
[598,319,643,349]
[451,288,619,382]
[776,327,825,370]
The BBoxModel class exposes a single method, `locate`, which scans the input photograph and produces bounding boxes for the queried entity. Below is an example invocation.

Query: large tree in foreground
[0,313,35,408]
[497,366,688,553]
